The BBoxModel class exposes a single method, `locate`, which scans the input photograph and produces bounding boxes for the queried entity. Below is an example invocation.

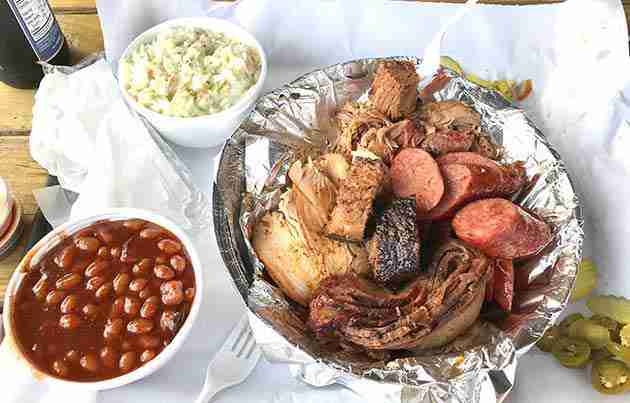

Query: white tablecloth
[4,1,630,402]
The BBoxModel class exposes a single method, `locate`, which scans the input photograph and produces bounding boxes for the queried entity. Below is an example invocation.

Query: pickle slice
[567,319,611,350]
[591,359,630,395]
[559,313,584,335]
[591,315,620,342]
[536,326,561,352]
[551,337,591,368]
[591,348,612,362]
[606,342,630,364]
[587,295,630,325]
[466,73,494,88]
[620,324,630,347]
[493,80,516,102]
[570,258,598,302]
[440,56,464,76]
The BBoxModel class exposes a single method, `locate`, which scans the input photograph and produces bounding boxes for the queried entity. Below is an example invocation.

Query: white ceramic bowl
[2,208,203,390]
[117,17,267,149]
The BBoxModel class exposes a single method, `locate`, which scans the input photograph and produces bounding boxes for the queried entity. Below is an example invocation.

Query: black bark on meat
[367,198,421,288]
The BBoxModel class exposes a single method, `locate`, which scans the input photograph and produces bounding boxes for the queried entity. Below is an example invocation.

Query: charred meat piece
[308,239,490,351]
[325,157,387,242]
[452,198,553,259]
[367,198,421,288]
[369,61,419,121]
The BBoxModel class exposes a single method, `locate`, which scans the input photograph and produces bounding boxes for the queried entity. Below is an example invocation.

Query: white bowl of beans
[2,208,203,390]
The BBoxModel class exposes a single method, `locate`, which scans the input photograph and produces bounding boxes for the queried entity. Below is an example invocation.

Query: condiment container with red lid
[0,177,23,258]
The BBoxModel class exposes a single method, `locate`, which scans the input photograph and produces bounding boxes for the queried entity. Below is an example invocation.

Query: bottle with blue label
[0,0,70,89]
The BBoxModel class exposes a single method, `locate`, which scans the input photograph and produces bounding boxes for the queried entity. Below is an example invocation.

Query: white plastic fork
[418,0,480,85]
[194,315,262,403]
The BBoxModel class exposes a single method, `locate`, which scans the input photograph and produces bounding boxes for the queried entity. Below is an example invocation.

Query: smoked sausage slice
[419,164,502,220]
[452,198,552,259]
[436,152,525,196]
[391,148,444,214]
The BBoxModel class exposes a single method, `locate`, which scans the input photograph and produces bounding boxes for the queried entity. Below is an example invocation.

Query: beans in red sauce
[12,219,195,382]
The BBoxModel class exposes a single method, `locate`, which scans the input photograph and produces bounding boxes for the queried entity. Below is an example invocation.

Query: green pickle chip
[559,313,585,335]
[591,348,613,362]
[570,258,598,302]
[620,324,630,347]
[537,326,561,352]
[606,342,630,364]
[591,314,620,341]
[568,319,611,350]
[591,359,630,395]
[587,295,630,325]
[552,337,591,368]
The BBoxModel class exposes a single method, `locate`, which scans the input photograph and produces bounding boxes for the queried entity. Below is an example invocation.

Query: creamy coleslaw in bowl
[119,27,262,118]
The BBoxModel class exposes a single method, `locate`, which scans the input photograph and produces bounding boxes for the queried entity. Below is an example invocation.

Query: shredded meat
[357,119,425,164]
[334,102,391,158]
[252,190,369,307]
[308,239,491,350]
[288,159,337,233]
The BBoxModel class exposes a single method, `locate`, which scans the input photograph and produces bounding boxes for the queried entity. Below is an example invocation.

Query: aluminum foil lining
[212,57,584,403]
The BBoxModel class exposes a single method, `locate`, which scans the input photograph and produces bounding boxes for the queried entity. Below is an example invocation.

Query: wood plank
[0,14,104,136]
[0,137,49,303]
[51,0,95,8]
[51,0,96,14]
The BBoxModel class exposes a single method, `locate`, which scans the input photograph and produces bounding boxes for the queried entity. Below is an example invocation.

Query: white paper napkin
[4,1,630,403]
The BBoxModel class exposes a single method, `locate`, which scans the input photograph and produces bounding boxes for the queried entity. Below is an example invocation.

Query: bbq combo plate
[213,56,583,402]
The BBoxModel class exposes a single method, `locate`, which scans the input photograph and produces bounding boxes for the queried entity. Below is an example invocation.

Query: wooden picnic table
[0,0,629,303]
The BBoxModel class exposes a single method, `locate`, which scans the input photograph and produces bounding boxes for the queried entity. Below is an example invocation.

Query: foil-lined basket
[212,57,584,403]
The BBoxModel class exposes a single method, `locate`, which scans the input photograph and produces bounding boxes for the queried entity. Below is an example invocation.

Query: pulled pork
[336,97,501,161]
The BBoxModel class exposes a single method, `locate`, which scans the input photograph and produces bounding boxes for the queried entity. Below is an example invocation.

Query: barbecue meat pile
[251,60,550,354]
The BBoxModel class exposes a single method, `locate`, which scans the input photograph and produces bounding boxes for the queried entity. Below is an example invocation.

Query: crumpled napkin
[29,59,210,229]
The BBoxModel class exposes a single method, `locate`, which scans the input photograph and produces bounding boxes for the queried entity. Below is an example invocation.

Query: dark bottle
[0,0,71,89]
